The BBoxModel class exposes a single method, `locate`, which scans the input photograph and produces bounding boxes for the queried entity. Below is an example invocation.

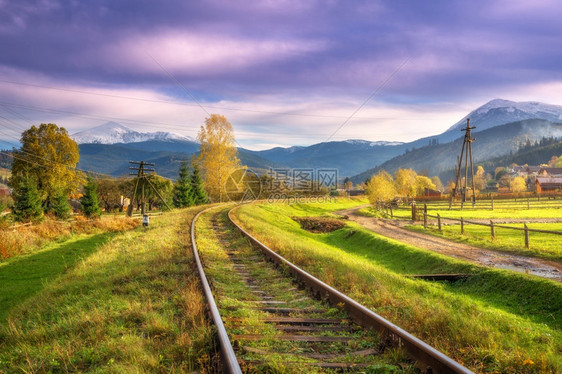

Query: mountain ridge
[71,122,197,144]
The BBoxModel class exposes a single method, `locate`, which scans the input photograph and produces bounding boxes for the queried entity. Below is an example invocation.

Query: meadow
[232,200,562,373]
[0,208,213,373]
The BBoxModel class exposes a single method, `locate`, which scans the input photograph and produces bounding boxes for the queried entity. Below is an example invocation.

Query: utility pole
[450,119,476,207]
[126,161,171,218]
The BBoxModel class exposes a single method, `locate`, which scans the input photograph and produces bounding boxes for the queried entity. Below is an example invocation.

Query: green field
[407,222,562,261]
[367,197,562,220]
[0,208,213,373]
[232,200,562,373]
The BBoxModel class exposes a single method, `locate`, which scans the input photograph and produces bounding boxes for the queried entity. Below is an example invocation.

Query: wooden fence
[374,201,562,250]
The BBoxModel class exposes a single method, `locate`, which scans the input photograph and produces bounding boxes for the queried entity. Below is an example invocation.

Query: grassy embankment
[232,200,562,373]
[196,206,411,372]
[0,207,214,373]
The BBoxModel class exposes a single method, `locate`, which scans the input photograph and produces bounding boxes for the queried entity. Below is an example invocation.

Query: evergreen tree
[81,177,101,218]
[173,161,193,208]
[190,160,209,205]
[49,188,71,219]
[12,177,43,222]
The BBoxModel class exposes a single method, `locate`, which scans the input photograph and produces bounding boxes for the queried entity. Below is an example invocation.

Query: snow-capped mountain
[71,122,196,144]
[344,139,404,147]
[447,99,562,132]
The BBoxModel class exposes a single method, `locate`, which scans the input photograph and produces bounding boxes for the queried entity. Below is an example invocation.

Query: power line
[146,52,210,117]
[324,57,410,143]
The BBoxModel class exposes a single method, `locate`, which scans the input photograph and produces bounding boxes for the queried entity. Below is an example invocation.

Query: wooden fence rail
[421,212,562,249]
[374,202,562,250]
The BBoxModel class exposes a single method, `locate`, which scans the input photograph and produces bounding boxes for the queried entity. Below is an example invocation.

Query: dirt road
[337,207,562,282]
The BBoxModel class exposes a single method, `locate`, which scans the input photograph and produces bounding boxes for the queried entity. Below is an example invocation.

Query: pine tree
[173,161,193,208]
[12,177,43,222]
[81,177,101,218]
[49,188,71,219]
[190,160,209,205]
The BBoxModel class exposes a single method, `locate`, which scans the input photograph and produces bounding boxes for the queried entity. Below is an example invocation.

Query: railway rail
[191,205,473,373]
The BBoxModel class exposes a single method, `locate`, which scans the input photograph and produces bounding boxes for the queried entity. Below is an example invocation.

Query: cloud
[89,32,327,77]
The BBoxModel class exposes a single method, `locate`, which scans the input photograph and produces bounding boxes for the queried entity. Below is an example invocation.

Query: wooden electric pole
[126,161,171,217]
[450,119,476,207]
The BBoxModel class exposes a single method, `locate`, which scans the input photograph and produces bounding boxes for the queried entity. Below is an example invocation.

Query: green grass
[426,207,562,220]
[232,202,562,373]
[0,207,213,373]
[406,222,562,261]
[0,234,112,323]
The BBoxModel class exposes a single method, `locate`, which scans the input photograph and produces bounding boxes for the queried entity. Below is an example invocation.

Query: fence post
[423,204,427,228]
[411,202,416,221]
[524,223,529,249]
[527,198,530,210]
[490,220,495,240]
[390,206,393,218]
[437,213,442,232]
[461,217,464,235]
[491,196,494,210]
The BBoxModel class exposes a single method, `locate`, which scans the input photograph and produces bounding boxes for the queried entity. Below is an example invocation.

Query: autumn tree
[10,123,84,213]
[173,161,193,208]
[197,114,241,202]
[473,166,487,191]
[97,177,127,212]
[431,176,444,192]
[366,171,396,203]
[413,175,436,196]
[510,176,527,193]
[145,175,173,210]
[394,168,417,197]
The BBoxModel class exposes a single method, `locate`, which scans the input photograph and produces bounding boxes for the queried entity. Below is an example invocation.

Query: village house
[535,177,562,193]
[538,167,562,177]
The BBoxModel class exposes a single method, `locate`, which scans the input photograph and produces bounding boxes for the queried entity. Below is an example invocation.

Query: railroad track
[192,206,473,373]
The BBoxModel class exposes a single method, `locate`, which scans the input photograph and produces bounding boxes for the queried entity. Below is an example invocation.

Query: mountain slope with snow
[71,122,196,144]
[447,99,562,132]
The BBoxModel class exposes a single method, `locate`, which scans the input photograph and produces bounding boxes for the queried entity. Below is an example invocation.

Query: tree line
[6,113,244,222]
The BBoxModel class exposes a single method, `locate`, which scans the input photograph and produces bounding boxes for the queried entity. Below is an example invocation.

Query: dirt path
[337,207,562,282]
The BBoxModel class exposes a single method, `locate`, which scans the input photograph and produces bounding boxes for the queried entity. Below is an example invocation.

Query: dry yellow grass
[0,216,139,259]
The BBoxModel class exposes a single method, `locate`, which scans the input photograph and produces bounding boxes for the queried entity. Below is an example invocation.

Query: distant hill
[77,142,283,179]
[350,119,562,183]
[249,140,407,178]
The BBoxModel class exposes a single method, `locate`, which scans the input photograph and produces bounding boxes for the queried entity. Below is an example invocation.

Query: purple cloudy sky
[1,0,562,149]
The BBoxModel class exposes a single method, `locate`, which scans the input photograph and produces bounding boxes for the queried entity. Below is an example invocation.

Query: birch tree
[197,114,240,202]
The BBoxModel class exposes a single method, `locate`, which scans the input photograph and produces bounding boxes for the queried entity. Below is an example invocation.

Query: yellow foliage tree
[414,175,436,196]
[431,176,444,192]
[366,171,396,203]
[10,123,84,210]
[394,168,417,197]
[510,176,527,193]
[473,165,487,191]
[197,114,241,202]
